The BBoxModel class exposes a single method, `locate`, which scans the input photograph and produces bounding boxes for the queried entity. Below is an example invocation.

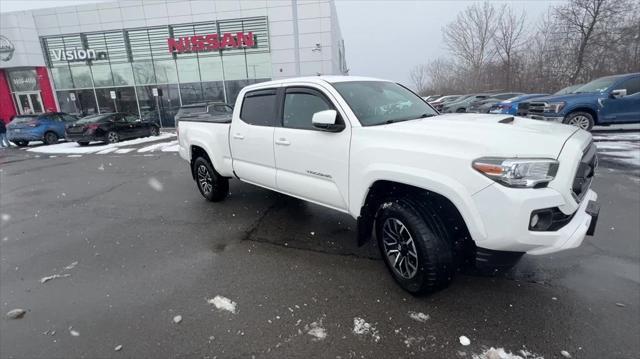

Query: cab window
[240,89,277,126]
[282,88,334,130]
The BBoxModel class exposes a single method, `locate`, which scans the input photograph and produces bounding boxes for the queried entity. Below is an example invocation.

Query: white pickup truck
[177,76,600,294]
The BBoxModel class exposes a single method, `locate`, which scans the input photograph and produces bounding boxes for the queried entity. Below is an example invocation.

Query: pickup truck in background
[178,76,600,294]
[174,102,234,125]
[524,72,640,131]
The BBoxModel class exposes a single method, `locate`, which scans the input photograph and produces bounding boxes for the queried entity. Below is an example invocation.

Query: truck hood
[362,113,580,158]
[525,92,599,103]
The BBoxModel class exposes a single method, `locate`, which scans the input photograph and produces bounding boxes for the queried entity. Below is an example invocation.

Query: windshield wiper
[384,113,436,124]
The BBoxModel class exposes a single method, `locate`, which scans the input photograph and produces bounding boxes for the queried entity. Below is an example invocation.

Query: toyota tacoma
[177,76,600,294]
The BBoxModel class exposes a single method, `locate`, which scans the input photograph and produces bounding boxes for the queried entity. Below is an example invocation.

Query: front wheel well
[565,107,598,124]
[358,181,473,253]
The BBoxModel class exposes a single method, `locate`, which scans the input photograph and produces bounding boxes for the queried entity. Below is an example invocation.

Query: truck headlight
[545,102,566,113]
[472,158,559,188]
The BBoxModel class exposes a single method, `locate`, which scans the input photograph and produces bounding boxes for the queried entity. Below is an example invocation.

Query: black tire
[564,111,594,131]
[149,126,160,136]
[43,131,59,145]
[14,141,29,147]
[193,157,229,202]
[106,131,119,143]
[456,108,466,113]
[78,141,90,146]
[375,196,455,294]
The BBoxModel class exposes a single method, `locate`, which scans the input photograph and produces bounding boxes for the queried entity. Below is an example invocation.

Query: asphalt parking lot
[0,129,638,359]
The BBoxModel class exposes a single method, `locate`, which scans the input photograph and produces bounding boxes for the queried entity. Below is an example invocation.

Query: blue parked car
[525,72,640,131]
[7,112,78,146]
[489,93,548,115]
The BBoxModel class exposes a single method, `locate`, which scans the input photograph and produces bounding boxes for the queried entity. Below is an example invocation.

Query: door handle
[233,133,244,140]
[275,138,290,146]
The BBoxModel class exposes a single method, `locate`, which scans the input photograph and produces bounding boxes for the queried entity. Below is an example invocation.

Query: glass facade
[42,17,271,126]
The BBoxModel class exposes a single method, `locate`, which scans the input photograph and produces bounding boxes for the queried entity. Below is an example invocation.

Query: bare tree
[494,5,526,89]
[556,0,630,82]
[442,1,498,89]
[409,64,429,95]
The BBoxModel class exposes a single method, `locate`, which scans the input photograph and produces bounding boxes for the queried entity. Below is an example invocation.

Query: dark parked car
[65,112,160,145]
[6,112,78,146]
[174,102,233,124]
[442,94,493,113]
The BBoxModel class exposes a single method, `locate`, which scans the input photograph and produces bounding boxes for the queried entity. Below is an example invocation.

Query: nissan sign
[167,32,256,54]
[0,35,15,62]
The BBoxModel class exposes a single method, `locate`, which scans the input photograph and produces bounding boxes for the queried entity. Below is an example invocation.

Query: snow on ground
[26,133,175,154]
[147,177,164,192]
[40,260,78,283]
[207,295,237,314]
[305,321,327,341]
[459,335,471,346]
[137,140,178,153]
[352,317,381,342]
[470,347,544,359]
[408,311,430,323]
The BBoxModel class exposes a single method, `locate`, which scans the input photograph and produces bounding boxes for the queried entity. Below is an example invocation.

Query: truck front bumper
[528,114,564,123]
[471,184,599,255]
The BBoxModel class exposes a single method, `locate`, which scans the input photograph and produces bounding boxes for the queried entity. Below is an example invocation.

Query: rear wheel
[78,141,89,146]
[14,141,29,147]
[149,126,159,136]
[376,196,455,294]
[456,108,466,113]
[43,131,59,145]
[564,112,594,131]
[106,131,119,143]
[193,157,229,202]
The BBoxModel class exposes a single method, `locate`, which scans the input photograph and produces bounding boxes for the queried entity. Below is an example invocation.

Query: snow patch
[114,148,134,154]
[459,335,471,346]
[6,309,26,319]
[173,315,182,324]
[471,347,544,359]
[148,177,164,192]
[40,274,71,284]
[305,321,327,341]
[26,133,176,154]
[408,311,430,323]
[207,295,237,314]
[352,317,380,342]
[1,213,10,222]
[67,154,82,158]
[69,328,80,337]
[114,345,123,351]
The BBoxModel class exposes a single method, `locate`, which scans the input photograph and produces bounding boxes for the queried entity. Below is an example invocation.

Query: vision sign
[167,32,256,54]
[51,48,108,62]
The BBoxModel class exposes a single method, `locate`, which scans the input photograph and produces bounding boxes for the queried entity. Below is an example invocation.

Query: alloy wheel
[45,132,58,144]
[568,115,591,130]
[197,164,213,195]
[382,217,419,279]
[107,132,119,143]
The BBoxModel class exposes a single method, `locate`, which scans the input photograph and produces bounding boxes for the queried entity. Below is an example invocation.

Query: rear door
[113,113,134,139]
[273,85,351,211]
[229,88,279,189]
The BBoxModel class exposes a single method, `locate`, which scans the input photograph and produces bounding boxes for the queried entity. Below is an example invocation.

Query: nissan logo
[0,35,15,62]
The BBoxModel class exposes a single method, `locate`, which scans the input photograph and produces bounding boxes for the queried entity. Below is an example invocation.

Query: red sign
[167,32,256,54]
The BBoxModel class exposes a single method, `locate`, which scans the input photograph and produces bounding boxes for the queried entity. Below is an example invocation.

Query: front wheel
[149,126,159,136]
[43,131,59,145]
[106,131,119,143]
[193,157,229,202]
[376,197,455,294]
[78,141,89,146]
[564,112,594,131]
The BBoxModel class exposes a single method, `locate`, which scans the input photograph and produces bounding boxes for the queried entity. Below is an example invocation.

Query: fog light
[530,214,539,228]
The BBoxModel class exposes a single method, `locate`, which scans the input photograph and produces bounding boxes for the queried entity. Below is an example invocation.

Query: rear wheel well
[358,181,473,255]
[566,107,598,124]
[190,146,211,180]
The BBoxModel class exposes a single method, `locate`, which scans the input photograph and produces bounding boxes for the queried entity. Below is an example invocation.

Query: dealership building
[0,0,348,125]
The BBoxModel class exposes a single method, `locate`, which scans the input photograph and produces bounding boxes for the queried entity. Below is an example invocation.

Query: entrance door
[15,92,44,115]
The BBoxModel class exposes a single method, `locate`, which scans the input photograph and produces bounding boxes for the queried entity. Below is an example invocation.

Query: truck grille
[527,102,546,115]
[572,142,597,202]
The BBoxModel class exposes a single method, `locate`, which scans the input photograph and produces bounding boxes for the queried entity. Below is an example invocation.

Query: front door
[15,92,44,115]
[273,86,351,211]
[600,76,640,123]
[229,88,279,189]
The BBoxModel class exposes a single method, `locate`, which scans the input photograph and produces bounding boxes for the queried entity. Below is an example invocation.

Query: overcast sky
[1,0,563,85]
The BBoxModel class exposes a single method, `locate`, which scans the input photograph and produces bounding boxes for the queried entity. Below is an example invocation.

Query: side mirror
[311,110,344,132]
[611,89,627,99]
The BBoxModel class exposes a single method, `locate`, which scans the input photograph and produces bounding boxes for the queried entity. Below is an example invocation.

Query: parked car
[6,112,78,146]
[65,112,160,145]
[422,95,442,102]
[526,73,640,130]
[490,94,549,115]
[177,76,599,294]
[429,95,463,111]
[468,93,524,113]
[174,102,233,124]
[442,94,492,113]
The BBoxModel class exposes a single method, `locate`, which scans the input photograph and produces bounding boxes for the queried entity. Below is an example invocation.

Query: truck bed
[177,120,234,177]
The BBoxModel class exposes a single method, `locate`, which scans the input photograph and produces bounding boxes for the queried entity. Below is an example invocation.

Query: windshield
[332,81,438,126]
[574,77,620,93]
[77,114,111,124]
